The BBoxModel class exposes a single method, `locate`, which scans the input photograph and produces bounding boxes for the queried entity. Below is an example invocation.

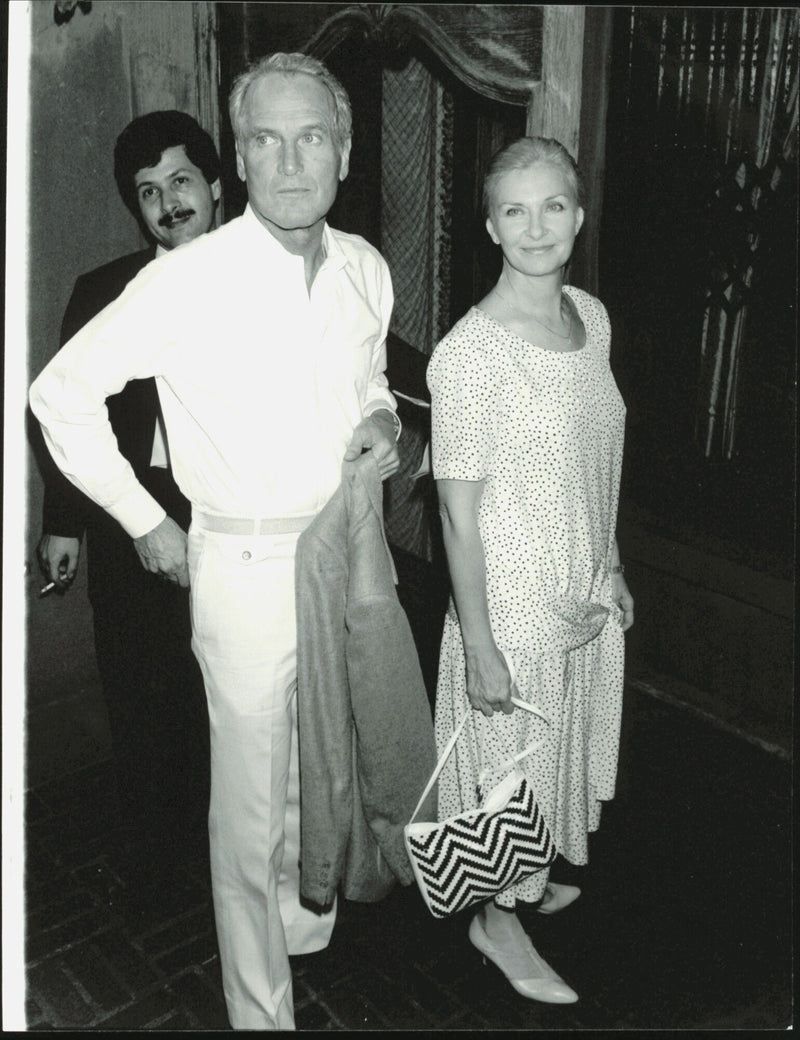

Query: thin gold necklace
[495,287,572,341]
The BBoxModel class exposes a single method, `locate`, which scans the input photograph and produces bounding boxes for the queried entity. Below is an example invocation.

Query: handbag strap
[408,651,550,825]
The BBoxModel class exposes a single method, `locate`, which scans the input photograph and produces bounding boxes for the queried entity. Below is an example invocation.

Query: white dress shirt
[30,205,397,538]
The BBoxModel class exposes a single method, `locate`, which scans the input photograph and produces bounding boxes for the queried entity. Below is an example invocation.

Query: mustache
[158,208,195,228]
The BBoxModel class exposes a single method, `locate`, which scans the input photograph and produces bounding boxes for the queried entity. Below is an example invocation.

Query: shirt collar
[321,223,347,273]
[242,202,347,274]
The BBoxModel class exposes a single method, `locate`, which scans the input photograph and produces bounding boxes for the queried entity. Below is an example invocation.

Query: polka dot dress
[427,286,626,907]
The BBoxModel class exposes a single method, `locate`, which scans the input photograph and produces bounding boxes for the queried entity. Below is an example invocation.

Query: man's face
[134,144,220,250]
[235,73,351,241]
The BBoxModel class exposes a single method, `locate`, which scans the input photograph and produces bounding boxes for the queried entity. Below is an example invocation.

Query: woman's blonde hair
[482,136,583,217]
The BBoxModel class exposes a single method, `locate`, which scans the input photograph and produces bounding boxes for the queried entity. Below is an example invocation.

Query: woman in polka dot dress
[426,137,634,1005]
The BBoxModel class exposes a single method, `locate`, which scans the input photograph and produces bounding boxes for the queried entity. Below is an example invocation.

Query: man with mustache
[34,110,221,914]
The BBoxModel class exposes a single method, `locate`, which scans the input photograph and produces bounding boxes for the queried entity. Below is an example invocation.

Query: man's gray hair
[229,52,352,151]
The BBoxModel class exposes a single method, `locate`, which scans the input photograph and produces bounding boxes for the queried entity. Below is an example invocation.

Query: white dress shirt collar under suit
[30,203,396,538]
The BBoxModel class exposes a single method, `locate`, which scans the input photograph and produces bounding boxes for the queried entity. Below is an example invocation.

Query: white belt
[193,512,316,535]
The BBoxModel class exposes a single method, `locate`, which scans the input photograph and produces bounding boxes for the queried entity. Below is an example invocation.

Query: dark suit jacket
[41,248,191,567]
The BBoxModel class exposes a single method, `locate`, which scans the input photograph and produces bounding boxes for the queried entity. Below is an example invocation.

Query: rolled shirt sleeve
[361,254,400,427]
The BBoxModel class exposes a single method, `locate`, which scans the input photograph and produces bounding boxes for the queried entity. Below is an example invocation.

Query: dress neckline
[472,288,588,355]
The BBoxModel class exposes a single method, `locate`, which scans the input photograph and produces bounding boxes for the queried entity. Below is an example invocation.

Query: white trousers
[187,525,336,1030]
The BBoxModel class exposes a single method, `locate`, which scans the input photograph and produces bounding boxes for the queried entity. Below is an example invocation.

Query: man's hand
[37,534,80,587]
[133,515,189,587]
[343,410,400,480]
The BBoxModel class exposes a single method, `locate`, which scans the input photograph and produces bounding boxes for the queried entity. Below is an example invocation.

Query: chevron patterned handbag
[404,655,556,919]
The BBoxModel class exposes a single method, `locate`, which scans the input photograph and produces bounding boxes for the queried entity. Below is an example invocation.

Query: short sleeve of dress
[565,286,611,357]
[426,316,499,481]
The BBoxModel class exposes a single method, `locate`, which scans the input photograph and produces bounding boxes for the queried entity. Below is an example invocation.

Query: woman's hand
[465,645,516,717]
[436,479,515,717]
[611,572,634,631]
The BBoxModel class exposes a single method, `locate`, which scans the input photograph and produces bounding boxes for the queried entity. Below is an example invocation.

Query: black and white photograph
[3,2,794,1031]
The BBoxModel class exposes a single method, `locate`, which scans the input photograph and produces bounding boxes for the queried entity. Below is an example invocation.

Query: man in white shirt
[30,53,401,1031]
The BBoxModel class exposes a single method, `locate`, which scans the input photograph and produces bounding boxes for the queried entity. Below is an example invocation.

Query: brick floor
[20,685,792,1031]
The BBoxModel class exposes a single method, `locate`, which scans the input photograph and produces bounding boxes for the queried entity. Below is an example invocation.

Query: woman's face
[486,161,584,278]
